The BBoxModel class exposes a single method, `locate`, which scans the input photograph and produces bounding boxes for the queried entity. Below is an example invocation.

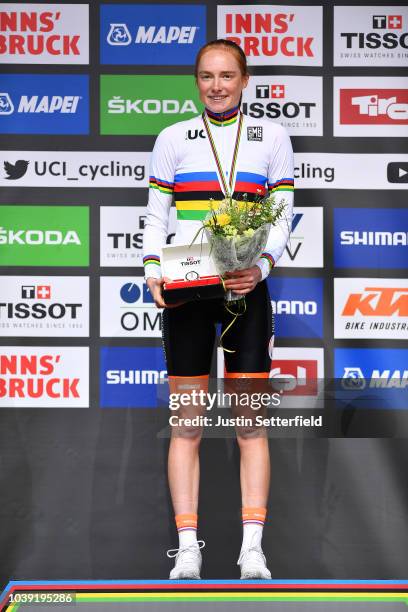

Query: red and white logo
[271,84,285,98]
[340,89,408,125]
[0,346,89,407]
[334,77,408,136]
[217,5,322,66]
[270,360,318,395]
[0,4,89,65]
[387,15,403,29]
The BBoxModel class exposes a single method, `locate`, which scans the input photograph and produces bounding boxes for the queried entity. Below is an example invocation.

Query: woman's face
[196,49,249,113]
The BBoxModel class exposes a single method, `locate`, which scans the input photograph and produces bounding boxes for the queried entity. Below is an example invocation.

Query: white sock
[178,528,198,548]
[241,522,264,550]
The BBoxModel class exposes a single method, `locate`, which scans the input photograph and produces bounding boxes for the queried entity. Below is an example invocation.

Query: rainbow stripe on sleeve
[268,178,294,193]
[260,253,275,271]
[149,176,174,194]
[143,254,161,267]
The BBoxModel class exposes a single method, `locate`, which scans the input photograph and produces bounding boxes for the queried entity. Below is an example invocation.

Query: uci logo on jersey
[185,129,206,140]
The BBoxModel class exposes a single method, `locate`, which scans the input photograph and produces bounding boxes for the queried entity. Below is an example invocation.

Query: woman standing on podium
[143,39,294,579]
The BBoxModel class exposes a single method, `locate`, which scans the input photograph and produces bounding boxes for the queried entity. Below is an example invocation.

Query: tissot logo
[373,15,403,29]
[0,276,89,337]
[334,7,408,67]
[243,76,322,136]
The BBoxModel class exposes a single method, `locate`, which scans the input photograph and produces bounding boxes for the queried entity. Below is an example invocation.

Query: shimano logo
[106,369,168,384]
[271,300,317,315]
[340,231,408,246]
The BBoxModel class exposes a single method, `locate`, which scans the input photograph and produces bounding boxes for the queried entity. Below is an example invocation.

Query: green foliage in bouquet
[204,192,286,240]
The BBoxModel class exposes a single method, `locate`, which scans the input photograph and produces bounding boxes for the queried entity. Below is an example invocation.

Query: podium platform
[1,580,408,611]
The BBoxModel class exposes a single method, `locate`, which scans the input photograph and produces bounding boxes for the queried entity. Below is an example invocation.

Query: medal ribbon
[202,110,243,199]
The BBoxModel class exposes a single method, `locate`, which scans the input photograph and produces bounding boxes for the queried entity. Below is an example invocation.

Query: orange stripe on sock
[225,372,270,379]
[242,507,267,523]
[175,513,198,530]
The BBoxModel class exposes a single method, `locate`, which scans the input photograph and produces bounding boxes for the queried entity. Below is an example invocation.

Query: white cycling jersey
[143,105,294,280]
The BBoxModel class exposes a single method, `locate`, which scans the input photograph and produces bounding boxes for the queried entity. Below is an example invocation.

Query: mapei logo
[101,5,206,65]
[0,93,13,114]
[335,349,408,409]
[0,75,89,134]
[340,89,408,124]
[107,23,199,45]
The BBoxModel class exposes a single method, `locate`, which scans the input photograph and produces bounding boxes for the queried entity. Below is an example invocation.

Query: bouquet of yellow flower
[201,193,286,301]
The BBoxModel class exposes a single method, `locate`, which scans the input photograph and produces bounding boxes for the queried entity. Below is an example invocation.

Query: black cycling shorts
[162,281,273,377]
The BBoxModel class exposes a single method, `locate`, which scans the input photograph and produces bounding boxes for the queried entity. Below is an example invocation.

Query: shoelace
[237,545,267,566]
[167,540,206,560]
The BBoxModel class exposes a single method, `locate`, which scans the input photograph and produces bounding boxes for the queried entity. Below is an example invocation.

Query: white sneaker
[167,540,205,579]
[238,546,271,580]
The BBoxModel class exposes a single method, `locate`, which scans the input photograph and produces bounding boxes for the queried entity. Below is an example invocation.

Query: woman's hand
[223,265,262,295]
[146,277,185,309]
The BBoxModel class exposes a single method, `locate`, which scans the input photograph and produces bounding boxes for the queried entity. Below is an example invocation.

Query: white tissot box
[161,243,224,303]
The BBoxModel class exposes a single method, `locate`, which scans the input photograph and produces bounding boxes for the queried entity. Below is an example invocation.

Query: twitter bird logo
[4,160,29,180]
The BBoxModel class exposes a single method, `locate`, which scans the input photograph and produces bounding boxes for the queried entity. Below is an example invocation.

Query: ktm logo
[342,287,408,316]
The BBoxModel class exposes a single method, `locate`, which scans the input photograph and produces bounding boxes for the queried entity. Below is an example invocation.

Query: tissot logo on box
[100,206,176,267]
[100,4,206,65]
[0,151,148,188]
[100,277,162,338]
[334,77,408,136]
[267,277,323,338]
[0,3,89,64]
[217,5,322,66]
[0,346,89,408]
[100,347,167,408]
[334,208,408,269]
[0,276,89,337]
[334,6,408,67]
[0,75,89,134]
[0,205,89,267]
[243,75,322,136]
[100,75,203,135]
[277,207,323,268]
[335,348,408,408]
[334,278,408,340]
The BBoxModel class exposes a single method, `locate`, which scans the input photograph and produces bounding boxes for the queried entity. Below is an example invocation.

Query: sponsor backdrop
[0,0,407,589]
